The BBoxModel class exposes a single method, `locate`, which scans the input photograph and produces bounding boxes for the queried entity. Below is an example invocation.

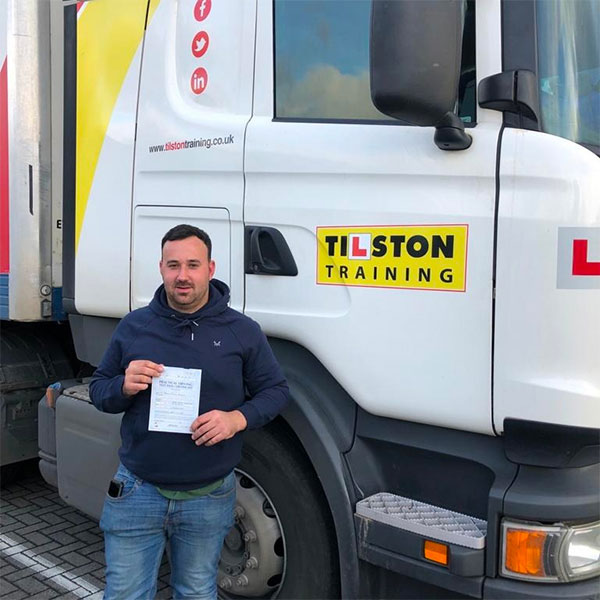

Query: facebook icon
[194,0,211,22]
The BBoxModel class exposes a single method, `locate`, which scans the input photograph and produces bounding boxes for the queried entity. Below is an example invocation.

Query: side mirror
[478,70,540,126]
[370,0,471,150]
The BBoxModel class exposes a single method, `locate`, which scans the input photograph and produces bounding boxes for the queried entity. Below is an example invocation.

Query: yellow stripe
[76,0,161,250]
[148,0,161,18]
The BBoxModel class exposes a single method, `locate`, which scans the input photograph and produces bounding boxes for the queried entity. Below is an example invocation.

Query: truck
[1,0,599,598]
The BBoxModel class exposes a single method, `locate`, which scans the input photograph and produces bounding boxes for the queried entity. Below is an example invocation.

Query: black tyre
[218,421,340,599]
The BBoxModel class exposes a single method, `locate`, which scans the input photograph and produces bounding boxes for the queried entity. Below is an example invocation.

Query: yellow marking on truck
[317,225,468,292]
[75,0,161,250]
[148,0,162,18]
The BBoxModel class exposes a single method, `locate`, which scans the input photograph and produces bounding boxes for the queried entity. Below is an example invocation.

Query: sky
[275,0,372,79]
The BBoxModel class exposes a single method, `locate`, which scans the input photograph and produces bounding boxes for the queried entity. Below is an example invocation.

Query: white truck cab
[1,0,598,598]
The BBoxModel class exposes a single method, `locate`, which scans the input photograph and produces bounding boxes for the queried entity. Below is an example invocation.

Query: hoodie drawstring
[171,317,199,341]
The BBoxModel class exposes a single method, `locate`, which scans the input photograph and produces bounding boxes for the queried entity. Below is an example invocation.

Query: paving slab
[0,468,174,599]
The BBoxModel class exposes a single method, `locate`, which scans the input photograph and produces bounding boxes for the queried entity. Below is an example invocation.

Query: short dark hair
[161,224,212,259]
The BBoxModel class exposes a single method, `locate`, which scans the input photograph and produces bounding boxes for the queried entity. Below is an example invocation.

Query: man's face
[159,236,216,313]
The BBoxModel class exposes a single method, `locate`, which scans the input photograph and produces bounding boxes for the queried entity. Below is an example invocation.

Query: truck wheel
[218,422,340,599]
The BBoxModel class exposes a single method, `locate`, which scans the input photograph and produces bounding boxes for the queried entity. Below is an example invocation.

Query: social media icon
[192,31,209,58]
[194,0,211,22]
[191,67,208,95]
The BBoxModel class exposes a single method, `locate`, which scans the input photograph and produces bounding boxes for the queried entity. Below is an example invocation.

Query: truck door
[244,0,502,434]
[131,0,256,312]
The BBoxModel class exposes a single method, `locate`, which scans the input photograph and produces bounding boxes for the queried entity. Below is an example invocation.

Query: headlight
[563,523,600,581]
[501,519,600,582]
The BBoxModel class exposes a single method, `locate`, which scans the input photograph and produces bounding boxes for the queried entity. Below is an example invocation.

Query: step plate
[356,493,487,549]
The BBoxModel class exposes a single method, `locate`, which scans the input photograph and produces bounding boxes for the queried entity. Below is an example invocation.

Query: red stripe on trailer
[77,2,83,12]
[0,58,9,274]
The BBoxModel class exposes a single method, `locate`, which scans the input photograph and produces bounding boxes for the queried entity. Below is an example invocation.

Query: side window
[274,0,476,123]
[536,0,599,147]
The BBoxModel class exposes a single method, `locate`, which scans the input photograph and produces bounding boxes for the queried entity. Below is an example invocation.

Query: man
[89,224,289,599]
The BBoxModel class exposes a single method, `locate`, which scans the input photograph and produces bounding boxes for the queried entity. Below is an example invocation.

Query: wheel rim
[218,469,286,598]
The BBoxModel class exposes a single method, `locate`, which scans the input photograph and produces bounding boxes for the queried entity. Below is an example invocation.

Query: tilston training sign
[316,225,469,292]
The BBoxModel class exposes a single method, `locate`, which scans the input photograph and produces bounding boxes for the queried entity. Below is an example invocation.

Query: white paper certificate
[148,366,202,433]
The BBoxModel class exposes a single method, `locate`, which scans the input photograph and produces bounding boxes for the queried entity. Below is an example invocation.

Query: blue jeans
[100,463,236,600]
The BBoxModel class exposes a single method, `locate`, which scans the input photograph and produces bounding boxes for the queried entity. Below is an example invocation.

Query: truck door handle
[245,226,298,276]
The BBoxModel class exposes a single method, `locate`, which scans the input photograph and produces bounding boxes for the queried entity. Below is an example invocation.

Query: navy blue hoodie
[89,279,289,489]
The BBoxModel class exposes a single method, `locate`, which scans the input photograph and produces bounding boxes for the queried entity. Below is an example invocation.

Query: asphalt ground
[0,462,171,599]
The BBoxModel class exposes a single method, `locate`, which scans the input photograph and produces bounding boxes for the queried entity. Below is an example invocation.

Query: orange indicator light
[505,529,547,576]
[424,540,449,566]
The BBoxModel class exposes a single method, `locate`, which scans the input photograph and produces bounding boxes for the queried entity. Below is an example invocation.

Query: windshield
[537,0,599,148]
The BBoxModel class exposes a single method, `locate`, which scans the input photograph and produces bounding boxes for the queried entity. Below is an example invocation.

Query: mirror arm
[434,112,472,151]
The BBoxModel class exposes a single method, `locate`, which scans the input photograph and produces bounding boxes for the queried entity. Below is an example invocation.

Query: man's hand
[190,410,247,446]
[122,360,164,397]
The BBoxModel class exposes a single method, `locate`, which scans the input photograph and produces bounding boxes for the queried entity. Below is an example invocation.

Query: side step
[356,492,487,549]
[355,493,487,597]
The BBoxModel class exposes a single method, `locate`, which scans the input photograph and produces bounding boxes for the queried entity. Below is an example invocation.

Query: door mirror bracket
[434,112,472,151]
